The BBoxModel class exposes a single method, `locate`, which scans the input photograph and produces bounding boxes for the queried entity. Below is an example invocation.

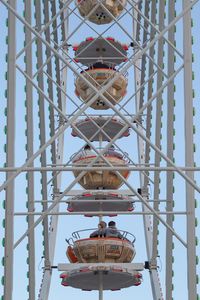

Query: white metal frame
[0,0,199,299]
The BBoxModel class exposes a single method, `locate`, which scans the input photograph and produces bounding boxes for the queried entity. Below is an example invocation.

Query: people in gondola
[83,144,93,156]
[90,221,107,238]
[105,220,123,239]
[73,144,92,160]
[90,62,115,70]
[106,145,123,159]
[80,62,116,73]
[106,145,115,155]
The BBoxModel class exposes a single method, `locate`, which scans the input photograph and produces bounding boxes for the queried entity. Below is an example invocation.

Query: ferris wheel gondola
[60,229,142,290]
[71,147,130,189]
[76,0,127,25]
[73,37,129,109]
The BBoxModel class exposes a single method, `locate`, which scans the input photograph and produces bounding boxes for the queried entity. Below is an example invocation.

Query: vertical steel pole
[133,2,163,299]
[166,1,175,299]
[99,133,103,222]
[99,272,103,300]
[34,0,50,273]
[4,0,16,299]
[24,1,35,299]
[183,0,197,299]
[38,2,68,299]
[152,0,165,262]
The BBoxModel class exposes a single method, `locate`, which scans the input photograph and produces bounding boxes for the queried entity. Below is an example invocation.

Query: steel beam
[24,1,35,299]
[38,3,69,298]
[14,212,187,216]
[133,2,163,299]
[35,200,170,203]
[183,1,197,298]
[58,263,144,271]
[34,0,50,275]
[137,0,150,109]
[4,1,16,299]
[1,166,200,172]
[144,0,157,191]
[166,1,176,299]
[43,0,57,188]
[150,2,166,298]
[152,0,165,266]
[37,1,58,298]
[50,0,63,110]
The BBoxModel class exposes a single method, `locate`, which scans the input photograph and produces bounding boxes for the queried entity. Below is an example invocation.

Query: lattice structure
[0,1,200,300]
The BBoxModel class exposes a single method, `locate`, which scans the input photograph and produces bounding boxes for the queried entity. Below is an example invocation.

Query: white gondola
[75,68,127,109]
[76,0,127,25]
[66,229,136,263]
[61,229,142,290]
[70,237,135,263]
[72,148,130,189]
[73,38,128,109]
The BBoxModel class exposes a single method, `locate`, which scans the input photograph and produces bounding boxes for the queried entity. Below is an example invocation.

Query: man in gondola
[105,221,123,239]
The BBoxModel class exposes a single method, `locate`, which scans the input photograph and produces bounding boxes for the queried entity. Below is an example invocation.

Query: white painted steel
[1,0,199,299]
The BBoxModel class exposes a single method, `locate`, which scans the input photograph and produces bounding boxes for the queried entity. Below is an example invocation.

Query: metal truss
[0,0,199,300]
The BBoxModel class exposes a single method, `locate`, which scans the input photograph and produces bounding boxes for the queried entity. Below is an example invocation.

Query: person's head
[98,221,107,229]
[84,144,91,150]
[108,221,116,227]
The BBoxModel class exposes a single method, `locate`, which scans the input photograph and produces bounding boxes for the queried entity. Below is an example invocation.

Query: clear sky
[0,1,200,299]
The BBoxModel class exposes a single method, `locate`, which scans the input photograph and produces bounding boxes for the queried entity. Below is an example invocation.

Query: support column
[38,2,68,299]
[133,2,163,299]
[99,272,103,300]
[24,1,35,299]
[166,1,175,299]
[183,1,197,299]
[4,0,16,299]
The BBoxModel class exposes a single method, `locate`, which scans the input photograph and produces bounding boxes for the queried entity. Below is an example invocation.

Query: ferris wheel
[0,0,200,299]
